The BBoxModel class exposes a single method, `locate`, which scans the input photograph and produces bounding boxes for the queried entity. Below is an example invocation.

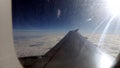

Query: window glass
[12,0,120,58]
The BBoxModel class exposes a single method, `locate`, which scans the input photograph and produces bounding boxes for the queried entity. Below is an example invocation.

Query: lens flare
[98,15,115,48]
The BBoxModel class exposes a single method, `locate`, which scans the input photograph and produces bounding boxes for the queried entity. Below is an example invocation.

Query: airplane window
[12,0,119,68]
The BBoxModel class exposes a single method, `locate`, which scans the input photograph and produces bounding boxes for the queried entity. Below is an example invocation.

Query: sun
[106,0,120,16]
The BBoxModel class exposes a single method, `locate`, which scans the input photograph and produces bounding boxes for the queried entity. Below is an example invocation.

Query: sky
[12,0,120,33]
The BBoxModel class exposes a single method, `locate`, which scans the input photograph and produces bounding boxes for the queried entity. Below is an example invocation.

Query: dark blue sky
[12,0,112,32]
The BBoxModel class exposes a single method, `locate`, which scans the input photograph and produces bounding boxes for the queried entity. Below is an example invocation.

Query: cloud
[14,32,65,57]
[83,34,120,57]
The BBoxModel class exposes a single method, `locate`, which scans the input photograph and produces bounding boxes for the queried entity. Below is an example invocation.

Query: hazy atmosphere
[12,0,120,57]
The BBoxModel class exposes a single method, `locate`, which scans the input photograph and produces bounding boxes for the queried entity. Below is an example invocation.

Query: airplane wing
[19,30,115,68]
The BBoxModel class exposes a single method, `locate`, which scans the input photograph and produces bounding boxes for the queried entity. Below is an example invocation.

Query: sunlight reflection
[90,17,108,35]
[98,15,116,48]
[99,53,114,68]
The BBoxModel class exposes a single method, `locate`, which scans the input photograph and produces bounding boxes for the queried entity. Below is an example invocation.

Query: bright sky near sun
[106,0,120,16]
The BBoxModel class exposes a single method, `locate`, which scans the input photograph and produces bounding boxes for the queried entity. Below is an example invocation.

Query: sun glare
[107,0,120,16]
